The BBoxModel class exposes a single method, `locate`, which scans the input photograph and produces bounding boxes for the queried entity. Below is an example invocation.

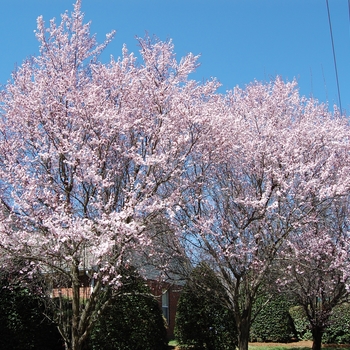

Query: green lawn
[170,341,350,350]
[168,339,178,347]
[249,346,350,350]
[249,347,311,350]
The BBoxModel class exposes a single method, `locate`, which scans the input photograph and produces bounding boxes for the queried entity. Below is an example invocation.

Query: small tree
[175,79,350,350]
[175,263,237,350]
[278,198,350,350]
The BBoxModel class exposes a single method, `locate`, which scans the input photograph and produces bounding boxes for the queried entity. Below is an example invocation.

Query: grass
[170,340,350,350]
[249,346,350,350]
[167,339,178,349]
[249,348,350,350]
[249,348,311,350]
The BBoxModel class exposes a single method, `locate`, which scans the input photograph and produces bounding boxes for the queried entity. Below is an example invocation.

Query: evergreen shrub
[88,266,168,350]
[250,293,297,342]
[288,306,312,341]
[288,304,350,343]
[323,303,350,344]
[174,263,237,350]
[0,270,62,350]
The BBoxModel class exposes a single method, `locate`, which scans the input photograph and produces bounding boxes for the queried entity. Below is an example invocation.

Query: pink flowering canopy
[179,78,350,283]
[173,77,350,350]
[0,1,350,350]
[0,0,219,288]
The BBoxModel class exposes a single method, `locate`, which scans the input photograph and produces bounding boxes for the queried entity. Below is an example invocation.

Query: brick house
[147,279,182,339]
[51,269,183,340]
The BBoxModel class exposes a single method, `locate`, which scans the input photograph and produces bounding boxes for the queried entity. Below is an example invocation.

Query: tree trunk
[311,326,323,350]
[71,262,83,350]
[237,314,251,350]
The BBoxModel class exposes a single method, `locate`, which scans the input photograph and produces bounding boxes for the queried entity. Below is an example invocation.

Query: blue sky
[1,1,349,113]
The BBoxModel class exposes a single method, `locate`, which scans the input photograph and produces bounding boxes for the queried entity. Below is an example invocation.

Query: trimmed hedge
[289,303,350,344]
[175,263,237,350]
[0,277,62,349]
[252,300,350,344]
[324,303,350,344]
[250,293,297,342]
[288,306,312,341]
[88,266,168,350]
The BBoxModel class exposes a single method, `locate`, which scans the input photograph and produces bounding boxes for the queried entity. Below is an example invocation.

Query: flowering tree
[278,197,350,350]
[1,3,350,350]
[0,2,218,349]
[177,79,350,350]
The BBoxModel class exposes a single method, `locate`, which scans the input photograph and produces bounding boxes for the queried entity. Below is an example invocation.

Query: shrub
[288,306,313,341]
[175,263,237,350]
[250,293,297,342]
[88,266,168,350]
[288,303,350,344]
[0,270,62,350]
[322,303,350,344]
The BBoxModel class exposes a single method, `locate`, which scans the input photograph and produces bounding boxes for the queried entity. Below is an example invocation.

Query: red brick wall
[147,280,182,339]
[52,277,183,339]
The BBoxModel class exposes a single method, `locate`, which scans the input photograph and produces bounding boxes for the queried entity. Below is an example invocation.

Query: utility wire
[348,0,350,36]
[326,0,342,112]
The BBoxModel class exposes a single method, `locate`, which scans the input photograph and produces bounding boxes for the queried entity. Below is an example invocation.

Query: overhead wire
[326,0,342,112]
[348,0,350,36]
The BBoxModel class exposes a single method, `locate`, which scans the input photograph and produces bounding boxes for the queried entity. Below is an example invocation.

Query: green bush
[288,306,312,341]
[0,271,62,350]
[288,303,350,344]
[175,263,237,350]
[250,293,297,342]
[88,266,168,350]
[322,303,350,344]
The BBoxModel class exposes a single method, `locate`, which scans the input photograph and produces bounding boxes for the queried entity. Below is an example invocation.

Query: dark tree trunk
[237,313,250,350]
[71,262,84,350]
[311,326,323,350]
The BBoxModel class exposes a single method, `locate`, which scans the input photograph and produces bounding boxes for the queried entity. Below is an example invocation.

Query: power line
[326,0,342,112]
[348,0,350,37]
